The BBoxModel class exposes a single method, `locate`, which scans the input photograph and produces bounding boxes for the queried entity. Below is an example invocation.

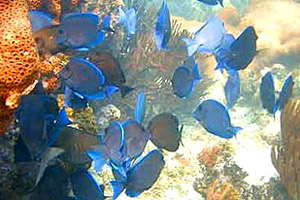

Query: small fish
[70,169,105,200]
[135,91,146,124]
[56,13,104,48]
[172,60,201,99]
[260,72,276,114]
[88,51,134,97]
[64,86,88,109]
[54,126,99,166]
[147,112,183,152]
[274,74,294,113]
[118,7,137,35]
[155,0,172,50]
[214,33,235,73]
[30,165,70,200]
[226,26,258,71]
[193,99,242,139]
[122,120,150,160]
[111,149,165,199]
[197,0,224,6]
[59,58,116,100]
[225,71,241,108]
[29,10,53,33]
[182,16,226,56]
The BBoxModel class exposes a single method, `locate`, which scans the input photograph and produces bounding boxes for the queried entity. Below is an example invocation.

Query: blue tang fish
[16,94,71,159]
[118,7,137,35]
[172,58,201,99]
[225,71,241,108]
[111,149,165,199]
[147,112,183,152]
[182,16,226,56]
[214,33,235,73]
[155,0,171,50]
[226,26,258,71]
[260,72,276,114]
[198,0,223,6]
[274,74,294,113]
[56,13,104,48]
[135,91,146,124]
[193,99,242,139]
[64,86,88,109]
[29,10,53,33]
[59,58,118,100]
[70,169,105,200]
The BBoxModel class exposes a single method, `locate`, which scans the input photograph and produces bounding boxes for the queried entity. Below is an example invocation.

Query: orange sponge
[0,0,40,135]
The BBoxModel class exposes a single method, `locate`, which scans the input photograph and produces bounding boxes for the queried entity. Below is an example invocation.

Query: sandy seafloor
[90,0,300,199]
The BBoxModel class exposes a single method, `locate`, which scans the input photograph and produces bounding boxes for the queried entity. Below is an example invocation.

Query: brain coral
[0,0,40,135]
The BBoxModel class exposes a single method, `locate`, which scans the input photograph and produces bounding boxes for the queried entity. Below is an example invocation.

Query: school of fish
[2,0,295,199]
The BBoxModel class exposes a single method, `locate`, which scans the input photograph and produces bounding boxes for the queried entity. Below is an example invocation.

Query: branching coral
[124,19,190,72]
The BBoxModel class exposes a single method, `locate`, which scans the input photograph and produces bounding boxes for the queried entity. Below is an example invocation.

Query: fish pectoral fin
[35,147,64,185]
[111,180,126,200]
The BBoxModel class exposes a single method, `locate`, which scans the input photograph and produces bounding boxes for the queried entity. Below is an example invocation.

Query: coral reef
[272,98,300,199]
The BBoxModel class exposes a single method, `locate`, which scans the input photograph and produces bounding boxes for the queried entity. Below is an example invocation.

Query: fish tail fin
[214,63,225,73]
[192,62,201,81]
[111,180,126,200]
[87,148,107,172]
[110,161,128,179]
[231,126,243,137]
[118,7,127,24]
[218,0,224,7]
[106,85,120,98]
[273,102,279,117]
[86,30,105,48]
[120,85,134,97]
[46,107,72,146]
[179,125,184,147]
[182,37,198,57]
[57,107,72,127]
